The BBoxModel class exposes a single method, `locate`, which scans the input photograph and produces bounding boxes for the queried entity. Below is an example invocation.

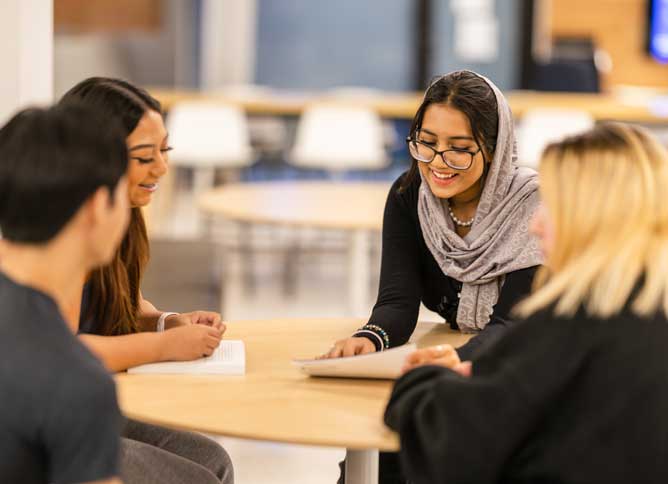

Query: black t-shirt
[385,304,668,484]
[363,173,538,359]
[0,271,122,484]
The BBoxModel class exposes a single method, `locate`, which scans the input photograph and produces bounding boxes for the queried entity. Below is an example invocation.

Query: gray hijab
[417,70,543,332]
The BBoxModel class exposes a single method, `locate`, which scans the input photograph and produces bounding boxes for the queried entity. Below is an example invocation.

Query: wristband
[353,330,385,352]
[157,312,178,332]
[357,324,390,350]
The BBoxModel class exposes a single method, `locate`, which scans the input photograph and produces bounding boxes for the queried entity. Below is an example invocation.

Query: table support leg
[193,166,216,236]
[214,220,230,319]
[345,449,378,484]
[349,229,371,318]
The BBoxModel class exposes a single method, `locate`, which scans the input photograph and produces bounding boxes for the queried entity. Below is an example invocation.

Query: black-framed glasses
[406,137,481,170]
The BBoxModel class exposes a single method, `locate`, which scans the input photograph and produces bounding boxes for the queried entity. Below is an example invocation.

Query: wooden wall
[54,0,163,33]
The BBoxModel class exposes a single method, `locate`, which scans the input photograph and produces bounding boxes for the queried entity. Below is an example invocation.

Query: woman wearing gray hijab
[323,70,542,364]
[328,70,541,484]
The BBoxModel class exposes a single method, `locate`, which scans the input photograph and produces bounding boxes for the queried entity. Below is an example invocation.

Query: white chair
[216,85,289,158]
[163,102,253,237]
[324,88,399,152]
[290,103,389,172]
[167,102,253,191]
[284,104,388,298]
[516,109,595,169]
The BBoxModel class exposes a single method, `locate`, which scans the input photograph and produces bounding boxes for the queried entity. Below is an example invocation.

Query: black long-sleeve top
[358,174,538,360]
[384,304,668,484]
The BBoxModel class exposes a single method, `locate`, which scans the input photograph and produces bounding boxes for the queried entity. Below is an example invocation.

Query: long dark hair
[60,77,162,335]
[401,71,499,191]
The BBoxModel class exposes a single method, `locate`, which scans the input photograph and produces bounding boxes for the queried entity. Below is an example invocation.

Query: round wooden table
[115,318,473,484]
[198,181,392,317]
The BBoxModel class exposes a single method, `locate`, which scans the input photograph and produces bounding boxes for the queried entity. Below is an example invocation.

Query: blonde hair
[516,122,668,318]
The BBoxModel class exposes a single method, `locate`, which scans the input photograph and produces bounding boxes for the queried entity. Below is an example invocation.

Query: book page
[292,343,416,379]
[128,340,246,375]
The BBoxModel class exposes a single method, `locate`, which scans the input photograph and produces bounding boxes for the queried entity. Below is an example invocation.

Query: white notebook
[128,340,246,375]
[292,343,416,380]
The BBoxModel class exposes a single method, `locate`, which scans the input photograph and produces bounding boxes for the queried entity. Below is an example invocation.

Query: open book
[128,340,246,375]
[292,343,416,379]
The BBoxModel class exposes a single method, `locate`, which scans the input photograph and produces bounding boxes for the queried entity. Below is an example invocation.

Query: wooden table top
[115,318,473,451]
[198,181,391,231]
[150,87,668,123]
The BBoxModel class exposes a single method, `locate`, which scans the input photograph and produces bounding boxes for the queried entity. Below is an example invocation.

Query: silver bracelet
[156,312,178,332]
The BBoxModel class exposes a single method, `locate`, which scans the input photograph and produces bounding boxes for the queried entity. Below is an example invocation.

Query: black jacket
[385,304,668,484]
[363,174,538,359]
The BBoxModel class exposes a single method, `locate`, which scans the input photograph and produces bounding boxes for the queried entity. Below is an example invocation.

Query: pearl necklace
[448,206,474,227]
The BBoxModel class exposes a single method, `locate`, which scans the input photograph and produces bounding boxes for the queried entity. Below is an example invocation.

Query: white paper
[128,340,246,375]
[292,343,417,380]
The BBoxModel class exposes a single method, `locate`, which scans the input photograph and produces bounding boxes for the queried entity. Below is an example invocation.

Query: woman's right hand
[159,324,223,361]
[318,337,376,359]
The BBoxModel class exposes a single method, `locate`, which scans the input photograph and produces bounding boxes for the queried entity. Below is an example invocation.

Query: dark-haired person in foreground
[386,123,668,484]
[0,104,128,483]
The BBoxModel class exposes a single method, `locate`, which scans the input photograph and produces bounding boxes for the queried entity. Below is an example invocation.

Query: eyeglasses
[406,137,482,171]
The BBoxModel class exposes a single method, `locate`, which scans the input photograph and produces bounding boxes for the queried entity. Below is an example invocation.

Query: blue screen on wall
[649,0,668,63]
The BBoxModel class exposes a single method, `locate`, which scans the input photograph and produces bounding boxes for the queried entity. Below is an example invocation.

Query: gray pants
[120,419,234,484]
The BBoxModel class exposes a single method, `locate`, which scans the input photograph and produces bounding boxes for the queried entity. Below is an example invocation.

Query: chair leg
[238,222,256,296]
[282,227,299,298]
[348,230,371,318]
[192,167,216,236]
[193,166,216,193]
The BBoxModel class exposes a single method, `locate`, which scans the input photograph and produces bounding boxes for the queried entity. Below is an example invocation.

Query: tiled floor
[214,438,345,484]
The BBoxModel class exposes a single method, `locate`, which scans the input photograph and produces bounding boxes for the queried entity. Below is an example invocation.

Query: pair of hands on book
[321,337,471,377]
[161,311,226,361]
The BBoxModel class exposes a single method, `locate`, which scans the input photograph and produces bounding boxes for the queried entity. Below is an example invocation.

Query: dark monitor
[528,37,600,93]
[647,0,668,63]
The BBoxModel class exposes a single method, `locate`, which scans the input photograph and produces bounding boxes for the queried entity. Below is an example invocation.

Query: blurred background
[4,0,668,482]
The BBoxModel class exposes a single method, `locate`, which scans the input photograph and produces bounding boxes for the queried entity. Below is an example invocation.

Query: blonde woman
[385,123,668,484]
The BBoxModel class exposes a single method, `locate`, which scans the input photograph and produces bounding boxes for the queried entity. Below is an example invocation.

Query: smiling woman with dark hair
[326,70,543,484]
[60,77,234,484]
[323,70,542,363]
[386,122,668,484]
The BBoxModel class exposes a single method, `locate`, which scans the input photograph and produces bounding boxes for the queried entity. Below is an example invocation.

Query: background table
[150,87,668,123]
[115,318,473,484]
[198,181,391,317]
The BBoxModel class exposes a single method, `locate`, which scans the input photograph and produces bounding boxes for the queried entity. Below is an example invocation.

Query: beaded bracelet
[354,330,385,351]
[359,324,390,350]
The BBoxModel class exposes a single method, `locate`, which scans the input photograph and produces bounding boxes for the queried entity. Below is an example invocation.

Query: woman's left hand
[164,311,225,332]
[402,344,472,377]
